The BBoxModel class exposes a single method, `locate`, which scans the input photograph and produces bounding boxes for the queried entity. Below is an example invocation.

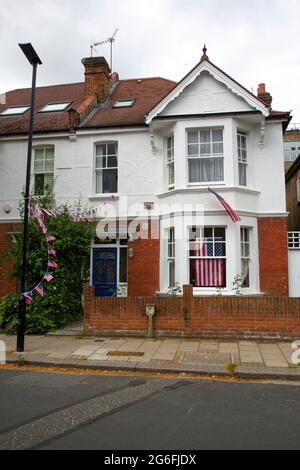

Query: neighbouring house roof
[0,77,176,136]
[286,153,300,183]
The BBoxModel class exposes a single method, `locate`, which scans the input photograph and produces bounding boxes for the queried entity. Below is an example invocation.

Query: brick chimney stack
[257,83,273,109]
[81,57,111,103]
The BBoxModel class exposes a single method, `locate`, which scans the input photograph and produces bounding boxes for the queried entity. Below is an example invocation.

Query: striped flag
[208,188,241,223]
[194,238,225,287]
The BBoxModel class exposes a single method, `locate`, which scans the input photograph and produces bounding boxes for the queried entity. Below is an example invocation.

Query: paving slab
[183,352,231,366]
[178,341,200,352]
[199,342,219,351]
[152,352,176,361]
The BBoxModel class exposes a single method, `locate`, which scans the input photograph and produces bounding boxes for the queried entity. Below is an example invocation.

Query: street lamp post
[17,44,42,353]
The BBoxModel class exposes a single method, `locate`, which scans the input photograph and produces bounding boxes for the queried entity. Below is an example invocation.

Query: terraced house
[0,47,291,299]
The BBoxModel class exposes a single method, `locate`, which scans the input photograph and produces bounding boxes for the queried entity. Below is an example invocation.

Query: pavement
[1,333,300,380]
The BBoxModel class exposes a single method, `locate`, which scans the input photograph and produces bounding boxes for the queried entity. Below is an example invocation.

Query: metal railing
[288,232,300,249]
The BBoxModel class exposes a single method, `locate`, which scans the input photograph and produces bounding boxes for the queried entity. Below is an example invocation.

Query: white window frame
[166,134,175,190]
[187,128,224,185]
[33,146,54,196]
[95,142,118,195]
[237,131,248,186]
[189,226,227,288]
[167,227,176,288]
[240,227,251,288]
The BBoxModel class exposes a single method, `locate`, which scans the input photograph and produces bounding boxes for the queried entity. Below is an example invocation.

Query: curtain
[189,157,224,183]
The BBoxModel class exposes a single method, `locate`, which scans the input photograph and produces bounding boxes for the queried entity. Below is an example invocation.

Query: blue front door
[93,248,117,297]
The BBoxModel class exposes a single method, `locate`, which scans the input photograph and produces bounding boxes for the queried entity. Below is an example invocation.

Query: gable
[160,71,255,117]
[146,59,269,124]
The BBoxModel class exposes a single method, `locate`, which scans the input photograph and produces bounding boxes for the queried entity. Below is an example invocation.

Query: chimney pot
[258,83,266,95]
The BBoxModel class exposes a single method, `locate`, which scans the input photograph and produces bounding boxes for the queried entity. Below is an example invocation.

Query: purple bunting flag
[48,260,58,269]
[44,273,54,282]
[23,292,33,304]
[34,283,44,297]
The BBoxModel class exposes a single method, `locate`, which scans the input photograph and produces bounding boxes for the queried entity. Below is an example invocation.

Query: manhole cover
[107,351,145,357]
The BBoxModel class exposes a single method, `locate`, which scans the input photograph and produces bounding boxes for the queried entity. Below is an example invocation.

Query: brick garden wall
[84,285,300,340]
[0,223,19,298]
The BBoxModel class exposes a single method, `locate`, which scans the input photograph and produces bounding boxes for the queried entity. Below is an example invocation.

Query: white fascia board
[146,61,269,124]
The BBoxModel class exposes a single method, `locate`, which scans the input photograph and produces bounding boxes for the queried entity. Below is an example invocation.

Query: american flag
[208,188,241,223]
[194,238,225,287]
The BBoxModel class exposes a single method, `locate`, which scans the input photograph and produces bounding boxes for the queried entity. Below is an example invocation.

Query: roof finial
[201,44,209,62]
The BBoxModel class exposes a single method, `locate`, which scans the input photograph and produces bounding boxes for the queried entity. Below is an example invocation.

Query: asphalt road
[0,369,300,450]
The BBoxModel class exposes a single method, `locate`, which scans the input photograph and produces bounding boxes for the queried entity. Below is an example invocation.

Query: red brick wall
[82,57,110,103]
[0,223,19,298]
[258,217,289,296]
[127,220,160,297]
[84,285,300,340]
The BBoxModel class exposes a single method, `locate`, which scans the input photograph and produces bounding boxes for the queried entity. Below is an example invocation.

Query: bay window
[237,132,248,186]
[189,227,226,288]
[187,129,224,183]
[166,134,175,190]
[167,228,175,287]
[241,227,251,288]
[95,142,118,194]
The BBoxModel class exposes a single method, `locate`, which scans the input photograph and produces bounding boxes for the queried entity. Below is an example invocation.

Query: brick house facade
[0,47,291,299]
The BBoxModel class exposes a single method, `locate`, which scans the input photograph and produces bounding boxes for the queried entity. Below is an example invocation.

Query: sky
[0,0,300,122]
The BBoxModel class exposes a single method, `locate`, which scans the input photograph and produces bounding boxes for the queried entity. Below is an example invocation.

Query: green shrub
[0,190,95,335]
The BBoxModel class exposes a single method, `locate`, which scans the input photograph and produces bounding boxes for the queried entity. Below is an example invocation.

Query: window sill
[88,194,119,202]
[157,186,261,198]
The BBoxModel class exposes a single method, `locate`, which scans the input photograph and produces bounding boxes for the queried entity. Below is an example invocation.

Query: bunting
[21,204,58,304]
[21,196,116,304]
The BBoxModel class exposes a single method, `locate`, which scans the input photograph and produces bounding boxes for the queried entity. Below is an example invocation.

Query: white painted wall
[0,70,287,296]
[288,250,300,297]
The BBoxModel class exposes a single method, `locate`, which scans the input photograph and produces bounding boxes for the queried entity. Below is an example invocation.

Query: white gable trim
[145,61,269,124]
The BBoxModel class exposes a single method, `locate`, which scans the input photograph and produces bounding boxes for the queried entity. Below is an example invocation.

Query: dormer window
[112,99,135,109]
[0,106,30,116]
[40,102,71,113]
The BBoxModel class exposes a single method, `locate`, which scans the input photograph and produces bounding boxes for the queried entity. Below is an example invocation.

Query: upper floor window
[33,147,54,196]
[189,226,226,288]
[237,132,247,186]
[95,142,118,194]
[166,134,175,190]
[187,129,224,184]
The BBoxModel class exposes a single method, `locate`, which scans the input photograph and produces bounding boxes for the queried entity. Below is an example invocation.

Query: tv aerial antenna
[90,28,119,71]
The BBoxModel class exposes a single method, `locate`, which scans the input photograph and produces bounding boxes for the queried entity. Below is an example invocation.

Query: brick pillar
[128,219,160,297]
[258,217,289,296]
[0,223,19,298]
